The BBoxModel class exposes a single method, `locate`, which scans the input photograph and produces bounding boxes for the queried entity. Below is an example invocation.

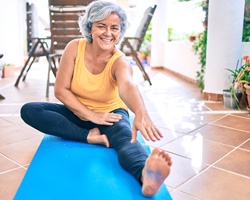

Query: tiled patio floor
[0,60,250,200]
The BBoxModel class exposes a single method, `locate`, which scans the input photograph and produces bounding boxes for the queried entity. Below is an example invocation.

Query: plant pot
[189,35,196,42]
[223,89,242,108]
[244,83,250,109]
[2,65,15,78]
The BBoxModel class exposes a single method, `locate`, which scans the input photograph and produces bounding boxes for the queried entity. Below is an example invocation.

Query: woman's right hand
[90,112,122,125]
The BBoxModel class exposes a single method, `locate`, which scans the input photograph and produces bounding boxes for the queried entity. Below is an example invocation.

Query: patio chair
[46,0,93,97]
[120,5,157,86]
[0,54,5,100]
[14,3,50,87]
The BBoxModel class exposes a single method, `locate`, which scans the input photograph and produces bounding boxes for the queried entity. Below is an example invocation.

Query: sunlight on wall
[168,0,205,39]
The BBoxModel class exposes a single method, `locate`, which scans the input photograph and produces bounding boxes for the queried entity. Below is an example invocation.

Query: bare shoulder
[65,39,80,51]
[61,39,81,58]
[113,55,132,72]
[112,54,133,82]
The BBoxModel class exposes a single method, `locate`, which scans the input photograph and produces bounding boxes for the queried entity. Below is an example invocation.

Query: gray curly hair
[78,1,128,43]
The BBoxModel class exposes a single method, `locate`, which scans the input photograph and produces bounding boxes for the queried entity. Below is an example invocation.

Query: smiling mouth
[100,37,113,43]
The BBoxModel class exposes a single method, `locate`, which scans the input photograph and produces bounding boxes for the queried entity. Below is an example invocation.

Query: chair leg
[46,56,56,98]
[50,57,58,76]
[0,94,5,100]
[22,57,36,81]
[15,39,41,87]
[124,41,152,85]
[46,63,50,98]
[15,56,35,87]
[132,57,152,85]
[133,55,152,85]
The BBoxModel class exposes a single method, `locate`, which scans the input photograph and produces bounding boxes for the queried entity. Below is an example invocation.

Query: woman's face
[91,13,121,50]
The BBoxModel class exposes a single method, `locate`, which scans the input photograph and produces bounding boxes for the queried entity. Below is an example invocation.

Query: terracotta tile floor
[1,60,250,200]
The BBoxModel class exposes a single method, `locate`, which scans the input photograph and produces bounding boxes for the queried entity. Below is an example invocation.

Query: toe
[152,148,162,155]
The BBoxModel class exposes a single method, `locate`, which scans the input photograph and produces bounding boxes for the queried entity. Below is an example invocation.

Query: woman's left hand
[90,112,122,125]
[130,113,163,143]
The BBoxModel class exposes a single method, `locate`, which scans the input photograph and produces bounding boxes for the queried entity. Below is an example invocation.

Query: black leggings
[20,102,148,183]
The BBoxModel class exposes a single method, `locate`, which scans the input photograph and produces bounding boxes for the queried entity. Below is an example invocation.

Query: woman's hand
[131,113,163,143]
[90,112,122,125]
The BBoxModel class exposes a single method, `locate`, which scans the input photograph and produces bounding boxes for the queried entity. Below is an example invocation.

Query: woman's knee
[21,102,35,118]
[20,102,44,123]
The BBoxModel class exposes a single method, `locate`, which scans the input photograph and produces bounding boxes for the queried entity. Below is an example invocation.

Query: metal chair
[14,3,50,87]
[120,5,157,85]
[0,54,5,100]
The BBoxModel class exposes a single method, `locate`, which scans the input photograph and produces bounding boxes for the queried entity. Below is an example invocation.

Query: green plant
[242,17,250,42]
[0,63,10,70]
[225,55,250,108]
[192,30,207,92]
[229,56,250,87]
[168,27,173,41]
[140,23,152,56]
[178,0,208,7]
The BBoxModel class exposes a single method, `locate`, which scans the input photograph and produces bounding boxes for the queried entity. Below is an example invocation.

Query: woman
[21,1,172,197]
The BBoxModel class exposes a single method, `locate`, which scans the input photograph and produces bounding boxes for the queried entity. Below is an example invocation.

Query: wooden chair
[0,54,5,100]
[46,0,93,97]
[120,5,157,86]
[14,3,50,87]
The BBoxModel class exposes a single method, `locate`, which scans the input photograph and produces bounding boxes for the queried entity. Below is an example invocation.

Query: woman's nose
[104,28,112,35]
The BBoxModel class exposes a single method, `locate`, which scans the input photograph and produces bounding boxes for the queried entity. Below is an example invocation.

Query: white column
[151,0,168,67]
[204,0,245,94]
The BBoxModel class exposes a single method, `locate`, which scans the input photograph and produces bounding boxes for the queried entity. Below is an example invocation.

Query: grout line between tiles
[0,103,24,106]
[211,123,250,134]
[231,114,250,119]
[195,110,249,114]
[0,81,16,90]
[0,114,20,117]
[212,165,250,180]
[170,188,201,200]
[202,104,213,112]
[173,137,250,190]
[0,166,26,175]
[0,152,27,171]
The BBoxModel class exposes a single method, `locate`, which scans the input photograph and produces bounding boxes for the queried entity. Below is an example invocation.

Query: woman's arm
[113,56,163,143]
[54,39,121,125]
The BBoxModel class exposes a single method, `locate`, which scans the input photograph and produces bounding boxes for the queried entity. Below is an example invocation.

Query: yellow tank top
[71,39,128,117]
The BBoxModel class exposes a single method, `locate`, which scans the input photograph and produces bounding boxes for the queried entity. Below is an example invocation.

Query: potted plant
[139,43,151,66]
[139,22,152,66]
[225,55,250,109]
[237,56,250,110]
[1,63,15,78]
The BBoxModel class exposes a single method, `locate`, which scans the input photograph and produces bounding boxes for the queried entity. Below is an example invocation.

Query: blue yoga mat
[14,123,172,200]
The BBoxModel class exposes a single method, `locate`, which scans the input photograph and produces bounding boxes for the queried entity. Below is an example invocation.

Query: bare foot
[87,128,110,148]
[141,148,172,197]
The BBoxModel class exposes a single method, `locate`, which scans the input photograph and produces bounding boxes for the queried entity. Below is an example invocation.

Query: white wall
[0,0,26,67]
[151,0,168,67]
[0,0,50,67]
[164,41,199,80]
[162,41,250,83]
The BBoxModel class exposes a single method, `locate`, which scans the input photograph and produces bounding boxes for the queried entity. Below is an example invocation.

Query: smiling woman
[78,1,128,43]
[20,1,172,197]
[89,14,121,52]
